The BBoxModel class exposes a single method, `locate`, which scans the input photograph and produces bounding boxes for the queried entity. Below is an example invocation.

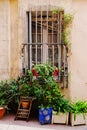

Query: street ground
[0,114,87,130]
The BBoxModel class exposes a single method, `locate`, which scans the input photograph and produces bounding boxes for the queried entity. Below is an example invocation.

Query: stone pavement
[0,114,87,130]
[0,124,87,130]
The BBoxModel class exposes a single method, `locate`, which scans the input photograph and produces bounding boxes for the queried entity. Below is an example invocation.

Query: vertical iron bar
[63,45,66,76]
[52,12,54,66]
[36,8,37,64]
[28,13,30,69]
[29,11,32,69]
[58,12,61,83]
[62,45,65,88]
[41,7,43,63]
[47,6,48,62]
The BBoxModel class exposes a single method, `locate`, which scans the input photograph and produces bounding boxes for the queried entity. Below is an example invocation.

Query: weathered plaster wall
[0,0,19,79]
[10,0,19,78]
[2,0,87,101]
[0,0,10,79]
[70,0,87,100]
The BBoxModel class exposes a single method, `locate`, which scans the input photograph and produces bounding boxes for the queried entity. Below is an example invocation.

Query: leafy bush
[28,63,70,113]
[71,100,87,120]
[0,80,11,107]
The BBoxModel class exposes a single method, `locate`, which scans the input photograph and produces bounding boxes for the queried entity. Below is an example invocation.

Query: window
[22,6,68,88]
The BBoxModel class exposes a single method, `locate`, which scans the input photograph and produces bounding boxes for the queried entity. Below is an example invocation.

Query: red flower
[53,68,58,76]
[32,68,39,77]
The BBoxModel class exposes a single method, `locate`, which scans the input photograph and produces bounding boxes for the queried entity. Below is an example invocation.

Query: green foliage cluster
[52,7,63,14]
[0,79,20,112]
[0,81,10,106]
[62,13,73,48]
[0,77,33,112]
[71,100,87,120]
[18,76,34,97]
[28,64,71,113]
[52,7,74,49]
[0,64,87,118]
[63,13,74,29]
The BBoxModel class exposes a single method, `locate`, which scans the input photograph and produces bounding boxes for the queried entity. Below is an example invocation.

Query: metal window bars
[22,5,68,88]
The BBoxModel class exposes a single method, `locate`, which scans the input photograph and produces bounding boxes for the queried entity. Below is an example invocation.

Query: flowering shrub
[31,64,54,78]
[32,68,39,77]
[27,64,71,113]
[31,64,58,78]
[53,68,58,76]
[28,64,60,107]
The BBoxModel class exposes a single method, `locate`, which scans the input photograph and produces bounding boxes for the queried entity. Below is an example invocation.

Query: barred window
[22,6,68,88]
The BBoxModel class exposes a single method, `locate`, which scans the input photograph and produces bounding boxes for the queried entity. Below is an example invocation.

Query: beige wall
[1,0,87,100]
[0,0,19,79]
[70,0,87,100]
[0,0,10,79]
[10,0,19,78]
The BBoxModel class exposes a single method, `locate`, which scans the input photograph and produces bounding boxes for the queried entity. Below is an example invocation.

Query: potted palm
[70,100,87,126]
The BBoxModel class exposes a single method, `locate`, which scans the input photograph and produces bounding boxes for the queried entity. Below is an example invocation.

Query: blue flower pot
[39,107,52,125]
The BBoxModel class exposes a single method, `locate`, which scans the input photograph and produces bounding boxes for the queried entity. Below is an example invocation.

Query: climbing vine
[52,8,74,49]
[63,13,74,49]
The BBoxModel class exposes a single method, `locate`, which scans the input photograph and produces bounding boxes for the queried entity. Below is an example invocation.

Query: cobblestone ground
[0,114,87,130]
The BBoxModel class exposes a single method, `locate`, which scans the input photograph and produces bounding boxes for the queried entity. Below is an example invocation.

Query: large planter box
[39,107,52,125]
[70,113,87,126]
[52,111,69,125]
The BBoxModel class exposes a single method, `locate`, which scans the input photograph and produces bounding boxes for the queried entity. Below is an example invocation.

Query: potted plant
[0,99,7,119]
[0,80,11,118]
[18,76,34,109]
[70,100,87,126]
[28,64,64,124]
[51,98,71,125]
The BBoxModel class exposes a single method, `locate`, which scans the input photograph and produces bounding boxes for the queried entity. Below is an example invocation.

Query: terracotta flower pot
[21,101,29,109]
[0,107,6,119]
